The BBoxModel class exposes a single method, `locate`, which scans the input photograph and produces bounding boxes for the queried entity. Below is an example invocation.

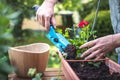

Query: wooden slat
[42,68,65,80]
[42,76,65,80]
[43,68,63,77]
[45,68,62,72]
[15,78,31,80]
[8,68,65,80]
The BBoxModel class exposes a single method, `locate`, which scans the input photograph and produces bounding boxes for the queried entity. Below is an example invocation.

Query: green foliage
[0,0,18,79]
[60,22,97,58]
[6,0,44,18]
[5,0,44,39]
[0,0,21,54]
[32,73,42,80]
[28,68,48,80]
[80,0,109,19]
[55,0,83,12]
[70,26,96,58]
[48,46,60,68]
[84,10,113,37]
[88,61,101,67]
[28,68,37,77]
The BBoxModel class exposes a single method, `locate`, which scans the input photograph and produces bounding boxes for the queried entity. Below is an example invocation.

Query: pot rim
[66,58,109,62]
[9,43,50,54]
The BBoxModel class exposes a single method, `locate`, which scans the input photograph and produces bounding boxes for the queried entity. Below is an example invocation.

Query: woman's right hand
[36,0,57,32]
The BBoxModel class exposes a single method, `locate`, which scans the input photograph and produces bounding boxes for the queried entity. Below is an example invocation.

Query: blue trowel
[33,5,71,52]
[46,25,70,52]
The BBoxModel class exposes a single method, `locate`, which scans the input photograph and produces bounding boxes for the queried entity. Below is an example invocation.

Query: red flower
[78,20,89,28]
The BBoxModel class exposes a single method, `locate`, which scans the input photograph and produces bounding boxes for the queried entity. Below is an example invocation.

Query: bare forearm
[113,33,120,48]
[36,0,57,31]
[44,0,57,6]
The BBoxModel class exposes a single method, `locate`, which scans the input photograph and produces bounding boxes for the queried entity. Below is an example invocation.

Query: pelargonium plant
[64,20,97,58]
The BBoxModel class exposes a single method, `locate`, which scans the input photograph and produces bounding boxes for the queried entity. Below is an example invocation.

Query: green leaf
[0,16,9,27]
[0,32,14,41]
[50,77,59,80]
[0,56,8,63]
[7,11,22,19]
[0,45,10,54]
[0,62,15,74]
[93,62,101,67]
[27,68,37,77]
[33,73,42,80]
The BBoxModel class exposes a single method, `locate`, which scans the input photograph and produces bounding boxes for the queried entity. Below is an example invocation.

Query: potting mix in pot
[63,20,120,80]
[64,44,120,80]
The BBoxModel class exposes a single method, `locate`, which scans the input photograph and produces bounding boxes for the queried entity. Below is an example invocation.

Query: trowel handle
[48,25,56,36]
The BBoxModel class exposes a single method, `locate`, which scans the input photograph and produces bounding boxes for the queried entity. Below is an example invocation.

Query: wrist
[44,0,57,6]
[112,34,120,48]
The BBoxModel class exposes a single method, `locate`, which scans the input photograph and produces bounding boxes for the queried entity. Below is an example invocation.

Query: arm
[36,0,57,32]
[113,33,120,47]
[80,33,120,60]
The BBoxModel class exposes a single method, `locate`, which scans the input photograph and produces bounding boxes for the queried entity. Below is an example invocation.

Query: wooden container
[8,43,50,78]
[57,50,120,80]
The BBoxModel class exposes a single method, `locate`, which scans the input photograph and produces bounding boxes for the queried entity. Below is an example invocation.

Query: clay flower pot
[8,43,50,78]
[57,50,120,80]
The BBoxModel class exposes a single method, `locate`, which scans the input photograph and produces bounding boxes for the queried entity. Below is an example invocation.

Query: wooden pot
[57,50,120,80]
[8,43,50,78]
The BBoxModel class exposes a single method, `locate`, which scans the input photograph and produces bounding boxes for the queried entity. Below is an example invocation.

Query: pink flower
[78,20,89,28]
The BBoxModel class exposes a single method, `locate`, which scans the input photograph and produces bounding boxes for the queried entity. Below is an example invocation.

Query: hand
[80,35,116,60]
[36,0,56,32]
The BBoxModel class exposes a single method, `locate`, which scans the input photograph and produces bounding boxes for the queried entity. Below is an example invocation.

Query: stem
[86,25,89,41]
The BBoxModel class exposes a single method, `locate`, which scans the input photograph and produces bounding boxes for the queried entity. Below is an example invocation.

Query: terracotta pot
[57,50,120,80]
[8,43,50,78]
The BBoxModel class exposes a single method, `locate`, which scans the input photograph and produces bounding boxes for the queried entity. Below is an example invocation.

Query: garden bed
[68,60,120,80]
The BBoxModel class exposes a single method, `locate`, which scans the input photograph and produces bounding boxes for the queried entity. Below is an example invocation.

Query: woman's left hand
[80,35,116,60]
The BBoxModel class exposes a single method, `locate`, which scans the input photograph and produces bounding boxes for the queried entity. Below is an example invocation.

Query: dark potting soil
[63,44,77,59]
[64,44,120,80]
[68,61,120,80]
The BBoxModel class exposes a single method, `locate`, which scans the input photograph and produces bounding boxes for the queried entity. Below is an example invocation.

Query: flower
[77,20,89,28]
[76,20,89,38]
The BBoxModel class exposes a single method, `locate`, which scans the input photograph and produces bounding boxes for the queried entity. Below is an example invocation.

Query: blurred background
[0,0,117,79]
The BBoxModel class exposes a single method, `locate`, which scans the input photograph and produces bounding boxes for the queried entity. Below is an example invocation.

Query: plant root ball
[64,44,77,59]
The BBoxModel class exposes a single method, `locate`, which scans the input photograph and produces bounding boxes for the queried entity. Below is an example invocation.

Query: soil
[68,61,120,80]
[64,44,120,80]
[63,44,77,59]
